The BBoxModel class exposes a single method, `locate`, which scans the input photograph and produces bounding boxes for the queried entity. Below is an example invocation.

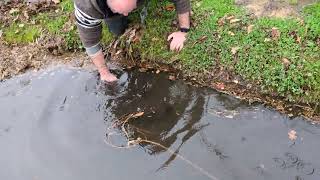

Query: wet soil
[235,0,320,17]
[0,67,320,180]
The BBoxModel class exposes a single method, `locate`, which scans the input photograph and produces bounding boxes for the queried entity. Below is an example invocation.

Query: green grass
[1,0,320,104]
[128,0,320,103]
[35,13,67,34]
[3,23,40,44]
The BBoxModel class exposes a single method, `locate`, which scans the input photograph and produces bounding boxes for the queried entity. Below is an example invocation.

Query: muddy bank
[0,42,89,80]
[1,67,320,180]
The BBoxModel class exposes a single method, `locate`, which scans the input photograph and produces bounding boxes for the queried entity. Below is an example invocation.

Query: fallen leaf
[231,46,240,55]
[9,8,19,14]
[115,50,122,55]
[132,112,144,118]
[152,37,159,41]
[228,31,235,36]
[282,58,291,67]
[230,19,241,23]
[168,75,176,80]
[215,82,225,90]
[0,30,2,38]
[18,24,24,28]
[296,36,301,43]
[52,0,60,4]
[271,27,281,40]
[264,38,271,42]
[139,68,147,72]
[23,11,29,20]
[198,35,208,43]
[233,79,239,84]
[247,24,254,34]
[165,4,175,11]
[218,18,225,26]
[226,15,235,20]
[156,70,160,74]
[288,129,297,141]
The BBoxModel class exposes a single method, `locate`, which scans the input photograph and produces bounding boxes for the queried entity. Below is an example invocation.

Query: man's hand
[167,31,187,52]
[91,50,118,82]
[99,70,118,82]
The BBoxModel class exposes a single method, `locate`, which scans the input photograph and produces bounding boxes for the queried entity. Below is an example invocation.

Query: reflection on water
[102,71,208,168]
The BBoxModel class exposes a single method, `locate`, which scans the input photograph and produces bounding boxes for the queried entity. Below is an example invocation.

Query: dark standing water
[0,66,320,180]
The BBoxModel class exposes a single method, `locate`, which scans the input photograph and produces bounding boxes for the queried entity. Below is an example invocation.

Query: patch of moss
[3,23,40,44]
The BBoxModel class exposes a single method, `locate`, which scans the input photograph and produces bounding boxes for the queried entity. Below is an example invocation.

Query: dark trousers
[105,15,129,36]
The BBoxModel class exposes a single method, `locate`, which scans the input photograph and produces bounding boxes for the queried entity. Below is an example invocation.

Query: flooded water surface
[0,67,320,180]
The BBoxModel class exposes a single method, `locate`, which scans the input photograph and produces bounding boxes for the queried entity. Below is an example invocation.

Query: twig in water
[104,112,220,180]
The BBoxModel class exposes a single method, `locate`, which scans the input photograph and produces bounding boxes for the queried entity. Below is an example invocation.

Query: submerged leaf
[132,112,144,118]
[288,129,297,141]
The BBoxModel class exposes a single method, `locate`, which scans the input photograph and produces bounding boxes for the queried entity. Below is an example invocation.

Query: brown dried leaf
[156,70,160,74]
[282,58,291,67]
[226,15,235,20]
[264,38,271,42]
[138,68,147,72]
[52,0,60,4]
[152,37,159,41]
[165,4,175,11]
[168,75,176,80]
[247,24,254,34]
[23,11,29,20]
[198,35,208,43]
[9,8,19,14]
[132,112,144,118]
[230,18,241,23]
[231,46,240,55]
[271,27,281,40]
[296,36,301,43]
[218,18,225,26]
[288,129,297,141]
[228,31,235,36]
[215,82,225,90]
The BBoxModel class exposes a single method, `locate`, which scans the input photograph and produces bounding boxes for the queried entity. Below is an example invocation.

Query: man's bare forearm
[90,50,108,72]
[178,12,190,29]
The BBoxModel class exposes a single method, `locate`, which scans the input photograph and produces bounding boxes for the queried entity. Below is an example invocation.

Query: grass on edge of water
[1,0,320,104]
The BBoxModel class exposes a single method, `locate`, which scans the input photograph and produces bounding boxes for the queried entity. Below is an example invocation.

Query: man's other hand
[167,31,187,52]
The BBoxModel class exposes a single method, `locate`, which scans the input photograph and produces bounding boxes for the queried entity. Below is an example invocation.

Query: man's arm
[168,0,191,51]
[178,11,190,29]
[74,4,117,82]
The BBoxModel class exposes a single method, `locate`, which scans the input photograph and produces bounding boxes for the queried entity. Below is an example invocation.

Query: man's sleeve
[74,4,103,56]
[172,0,191,14]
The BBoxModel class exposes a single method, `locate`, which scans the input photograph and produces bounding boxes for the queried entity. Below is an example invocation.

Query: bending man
[74,0,191,82]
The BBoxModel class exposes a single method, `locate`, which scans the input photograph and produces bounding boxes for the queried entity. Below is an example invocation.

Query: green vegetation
[1,0,320,104]
[3,23,40,44]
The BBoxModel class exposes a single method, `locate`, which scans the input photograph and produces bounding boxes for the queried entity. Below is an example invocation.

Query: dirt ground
[236,0,319,17]
[0,41,90,80]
